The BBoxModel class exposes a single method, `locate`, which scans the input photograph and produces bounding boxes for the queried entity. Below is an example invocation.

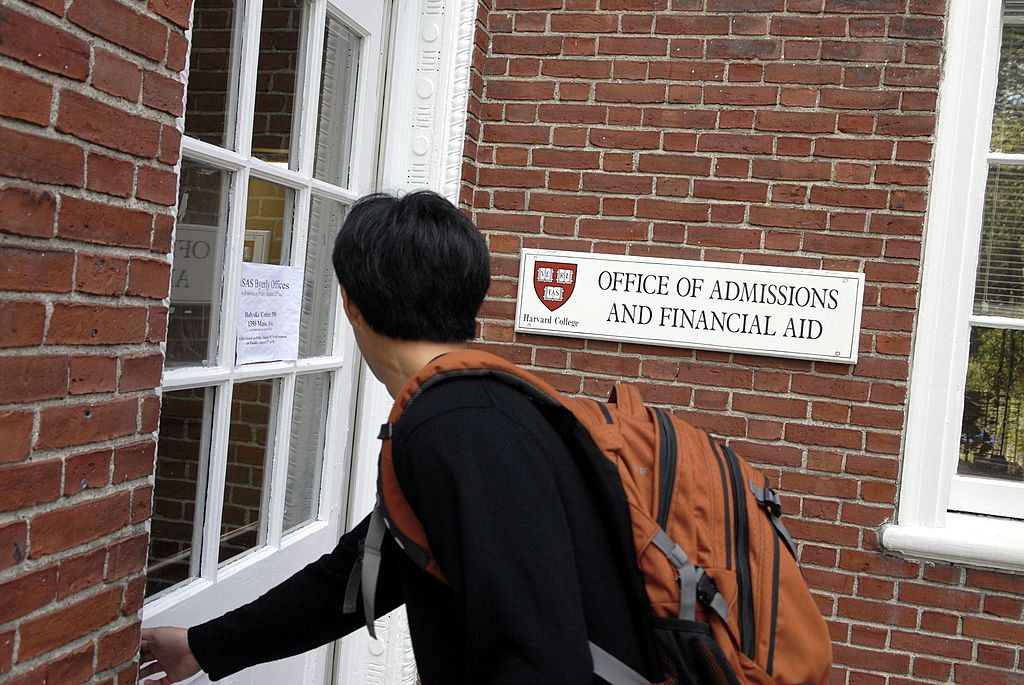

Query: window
[146,0,386,604]
[884,0,1024,571]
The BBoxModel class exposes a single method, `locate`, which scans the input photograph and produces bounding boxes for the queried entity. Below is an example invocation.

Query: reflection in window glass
[990,16,1024,155]
[245,178,295,265]
[975,165,1024,319]
[220,379,278,564]
[147,387,214,597]
[251,0,304,167]
[300,197,346,358]
[284,372,331,532]
[167,161,230,368]
[960,327,1024,483]
[313,15,361,188]
[184,0,240,148]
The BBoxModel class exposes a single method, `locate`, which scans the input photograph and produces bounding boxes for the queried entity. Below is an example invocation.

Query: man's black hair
[332,190,490,342]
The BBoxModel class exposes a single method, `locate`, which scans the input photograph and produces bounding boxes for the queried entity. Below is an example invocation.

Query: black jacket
[189,376,657,683]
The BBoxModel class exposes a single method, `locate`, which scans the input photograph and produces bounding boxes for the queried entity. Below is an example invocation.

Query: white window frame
[147,0,386,615]
[882,0,1024,572]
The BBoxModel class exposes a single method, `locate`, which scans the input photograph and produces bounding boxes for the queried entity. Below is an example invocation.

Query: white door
[143,0,389,682]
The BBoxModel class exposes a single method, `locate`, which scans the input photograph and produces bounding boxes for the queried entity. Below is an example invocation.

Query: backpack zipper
[707,436,733,571]
[723,445,755,660]
[654,408,676,529]
[767,526,779,674]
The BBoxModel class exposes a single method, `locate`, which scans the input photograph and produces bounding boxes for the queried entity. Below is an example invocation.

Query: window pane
[167,161,230,368]
[245,178,295,265]
[990,12,1024,154]
[184,0,240,148]
[220,379,278,564]
[147,387,215,598]
[251,0,305,167]
[299,196,346,358]
[313,15,361,187]
[974,164,1024,318]
[960,327,1024,483]
[283,372,330,532]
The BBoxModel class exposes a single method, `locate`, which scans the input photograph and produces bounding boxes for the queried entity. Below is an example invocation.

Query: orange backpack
[351,350,832,685]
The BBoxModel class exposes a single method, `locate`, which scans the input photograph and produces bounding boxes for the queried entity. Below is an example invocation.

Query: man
[140,191,658,684]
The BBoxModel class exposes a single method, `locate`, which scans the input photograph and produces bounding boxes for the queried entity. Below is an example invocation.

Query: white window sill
[880,513,1024,573]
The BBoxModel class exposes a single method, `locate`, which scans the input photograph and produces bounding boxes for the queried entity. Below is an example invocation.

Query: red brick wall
[462,1,1024,683]
[0,0,187,680]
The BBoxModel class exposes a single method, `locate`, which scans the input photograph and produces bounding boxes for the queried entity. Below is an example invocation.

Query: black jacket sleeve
[392,380,597,684]
[187,514,405,681]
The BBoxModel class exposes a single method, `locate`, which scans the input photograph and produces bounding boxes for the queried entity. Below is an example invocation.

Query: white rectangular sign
[236,263,304,365]
[515,249,865,363]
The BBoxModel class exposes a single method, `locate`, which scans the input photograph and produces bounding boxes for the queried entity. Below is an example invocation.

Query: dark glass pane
[219,379,277,564]
[184,0,240,148]
[960,326,1024,482]
[313,15,361,187]
[146,387,214,597]
[299,196,345,358]
[283,372,330,532]
[974,164,1024,319]
[167,161,230,368]
[251,0,304,167]
[990,15,1024,154]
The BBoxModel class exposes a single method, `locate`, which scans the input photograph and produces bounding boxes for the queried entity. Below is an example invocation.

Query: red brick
[47,303,149,345]
[127,257,172,298]
[46,644,95,684]
[97,621,141,672]
[590,128,661,150]
[707,38,781,60]
[149,0,191,27]
[86,153,135,199]
[107,533,149,580]
[69,355,119,396]
[595,82,666,103]
[57,90,161,157]
[491,34,562,55]
[75,254,129,296]
[112,440,156,484]
[159,123,182,165]
[18,587,122,660]
[36,397,138,450]
[30,490,132,557]
[58,196,153,248]
[0,7,90,80]
[0,186,56,238]
[0,410,34,463]
[142,70,185,116]
[528,192,599,215]
[966,569,1024,594]
[0,126,84,187]
[598,36,668,56]
[0,460,62,513]
[0,247,74,294]
[0,565,57,623]
[65,447,113,495]
[57,548,105,599]
[93,48,142,102]
[0,520,27,570]
[0,66,52,126]
[0,355,69,404]
[67,0,168,60]
[954,664,1023,685]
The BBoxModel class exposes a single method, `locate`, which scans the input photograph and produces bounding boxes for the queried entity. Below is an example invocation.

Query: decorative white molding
[400,0,476,199]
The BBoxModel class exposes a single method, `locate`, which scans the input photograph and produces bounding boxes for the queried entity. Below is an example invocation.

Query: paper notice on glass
[236,262,304,365]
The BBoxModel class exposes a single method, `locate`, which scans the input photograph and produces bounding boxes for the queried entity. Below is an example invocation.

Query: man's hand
[139,627,202,684]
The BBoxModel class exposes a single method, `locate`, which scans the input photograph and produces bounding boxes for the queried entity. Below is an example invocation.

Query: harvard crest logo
[533,261,577,311]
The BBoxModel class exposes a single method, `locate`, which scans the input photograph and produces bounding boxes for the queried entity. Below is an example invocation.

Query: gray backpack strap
[749,478,797,559]
[342,504,387,638]
[652,529,729,623]
[589,641,650,685]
